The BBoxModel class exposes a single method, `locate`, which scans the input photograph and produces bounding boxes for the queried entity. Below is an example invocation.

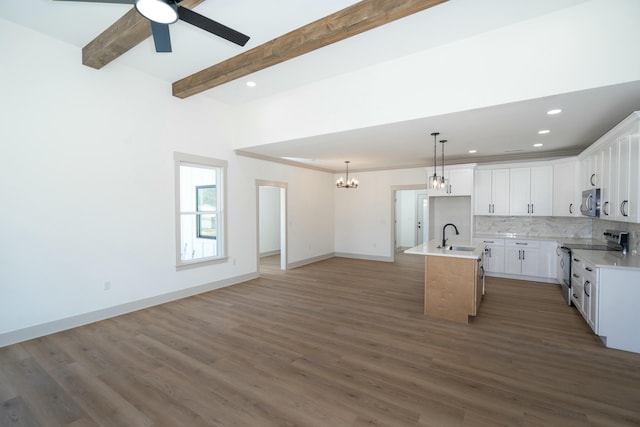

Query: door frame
[256,180,288,273]
[390,184,428,262]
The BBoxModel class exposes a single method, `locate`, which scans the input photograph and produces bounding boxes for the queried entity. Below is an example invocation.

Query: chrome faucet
[442,223,459,248]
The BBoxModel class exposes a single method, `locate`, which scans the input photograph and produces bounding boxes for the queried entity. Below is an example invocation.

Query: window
[174,152,227,268]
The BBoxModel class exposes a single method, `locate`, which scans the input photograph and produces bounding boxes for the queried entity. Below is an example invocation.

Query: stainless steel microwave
[580,188,600,217]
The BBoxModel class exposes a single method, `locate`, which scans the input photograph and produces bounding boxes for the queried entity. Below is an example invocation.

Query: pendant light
[439,139,448,191]
[336,161,359,189]
[428,132,445,190]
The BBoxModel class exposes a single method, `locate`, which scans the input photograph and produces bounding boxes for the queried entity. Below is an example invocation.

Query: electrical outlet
[104,281,111,291]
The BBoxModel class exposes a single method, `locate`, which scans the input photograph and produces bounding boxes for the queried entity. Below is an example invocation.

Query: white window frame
[174,152,228,270]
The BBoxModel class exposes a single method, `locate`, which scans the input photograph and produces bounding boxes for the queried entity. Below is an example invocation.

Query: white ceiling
[2,0,640,171]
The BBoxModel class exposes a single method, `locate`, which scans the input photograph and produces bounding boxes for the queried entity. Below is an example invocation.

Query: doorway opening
[256,180,287,273]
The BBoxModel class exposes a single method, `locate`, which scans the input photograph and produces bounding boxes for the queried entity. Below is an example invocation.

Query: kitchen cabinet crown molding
[578,111,640,159]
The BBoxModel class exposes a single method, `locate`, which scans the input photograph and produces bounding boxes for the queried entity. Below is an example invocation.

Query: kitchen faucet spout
[442,223,460,248]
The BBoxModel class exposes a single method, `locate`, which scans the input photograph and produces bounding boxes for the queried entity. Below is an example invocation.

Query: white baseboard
[287,253,334,269]
[485,272,560,284]
[0,272,258,348]
[334,252,394,262]
[259,250,281,257]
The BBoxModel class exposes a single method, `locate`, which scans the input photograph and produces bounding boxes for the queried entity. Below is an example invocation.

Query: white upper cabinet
[553,159,579,217]
[474,169,509,215]
[444,168,473,196]
[581,154,600,190]
[509,166,553,216]
[612,133,640,222]
[599,146,613,219]
[579,111,640,223]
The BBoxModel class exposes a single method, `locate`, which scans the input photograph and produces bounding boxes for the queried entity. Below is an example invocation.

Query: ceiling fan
[54,0,250,52]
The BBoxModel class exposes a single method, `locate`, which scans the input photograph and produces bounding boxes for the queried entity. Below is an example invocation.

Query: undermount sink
[449,245,476,252]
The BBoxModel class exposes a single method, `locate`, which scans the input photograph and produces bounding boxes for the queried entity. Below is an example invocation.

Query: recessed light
[246,81,256,87]
[538,129,550,135]
[533,143,543,147]
[468,150,477,154]
[547,109,562,115]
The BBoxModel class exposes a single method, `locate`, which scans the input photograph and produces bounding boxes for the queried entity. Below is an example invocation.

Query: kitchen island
[406,240,485,323]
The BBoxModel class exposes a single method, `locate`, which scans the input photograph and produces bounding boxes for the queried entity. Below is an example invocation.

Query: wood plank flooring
[2,254,640,426]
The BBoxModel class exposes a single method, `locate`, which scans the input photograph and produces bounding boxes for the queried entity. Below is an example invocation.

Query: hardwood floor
[2,254,640,426]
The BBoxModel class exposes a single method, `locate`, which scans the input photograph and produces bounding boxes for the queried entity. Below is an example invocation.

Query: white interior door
[416,194,429,245]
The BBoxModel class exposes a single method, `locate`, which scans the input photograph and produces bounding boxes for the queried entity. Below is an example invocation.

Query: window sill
[176,256,229,271]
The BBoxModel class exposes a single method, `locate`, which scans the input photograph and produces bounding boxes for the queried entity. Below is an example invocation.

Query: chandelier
[428,132,446,190]
[336,161,359,189]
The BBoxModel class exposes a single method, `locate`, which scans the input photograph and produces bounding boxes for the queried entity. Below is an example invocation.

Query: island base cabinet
[597,268,640,353]
[424,255,481,324]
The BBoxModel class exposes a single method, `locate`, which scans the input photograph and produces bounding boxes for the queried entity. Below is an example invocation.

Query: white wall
[334,168,427,260]
[234,0,640,149]
[259,186,281,255]
[428,196,472,244]
[0,19,335,345]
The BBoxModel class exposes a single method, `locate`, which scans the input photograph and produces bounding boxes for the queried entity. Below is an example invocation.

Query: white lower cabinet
[473,238,505,274]
[571,254,597,332]
[474,237,558,282]
[505,240,540,277]
[597,267,640,353]
[570,252,640,353]
[538,240,558,279]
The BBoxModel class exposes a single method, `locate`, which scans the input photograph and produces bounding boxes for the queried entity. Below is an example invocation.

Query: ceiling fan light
[135,0,179,24]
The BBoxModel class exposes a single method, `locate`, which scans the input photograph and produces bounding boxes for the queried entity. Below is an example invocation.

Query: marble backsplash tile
[474,216,592,238]
[475,216,640,254]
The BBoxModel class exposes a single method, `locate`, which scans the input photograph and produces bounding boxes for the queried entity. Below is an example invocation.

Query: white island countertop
[405,240,484,260]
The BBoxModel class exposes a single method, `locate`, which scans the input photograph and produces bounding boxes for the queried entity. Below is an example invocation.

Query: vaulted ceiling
[2,0,640,171]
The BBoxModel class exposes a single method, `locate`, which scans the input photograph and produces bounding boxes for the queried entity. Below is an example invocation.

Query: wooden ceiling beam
[172,0,449,99]
[82,0,206,69]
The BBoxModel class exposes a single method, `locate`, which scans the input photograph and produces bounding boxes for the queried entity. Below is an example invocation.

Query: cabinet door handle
[527,204,530,214]
[603,201,609,216]
[569,203,573,214]
[621,200,629,217]
[531,204,534,214]
[522,250,525,261]
[516,242,528,245]
[573,273,579,278]
[584,281,591,297]
[585,267,593,272]
[590,173,596,186]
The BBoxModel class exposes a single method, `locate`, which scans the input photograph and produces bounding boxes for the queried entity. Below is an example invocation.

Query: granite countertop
[572,249,640,270]
[405,240,483,260]
[474,233,640,270]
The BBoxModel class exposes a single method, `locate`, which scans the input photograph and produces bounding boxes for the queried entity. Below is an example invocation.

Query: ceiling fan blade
[150,21,172,52]
[177,6,249,47]
[52,0,133,4]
